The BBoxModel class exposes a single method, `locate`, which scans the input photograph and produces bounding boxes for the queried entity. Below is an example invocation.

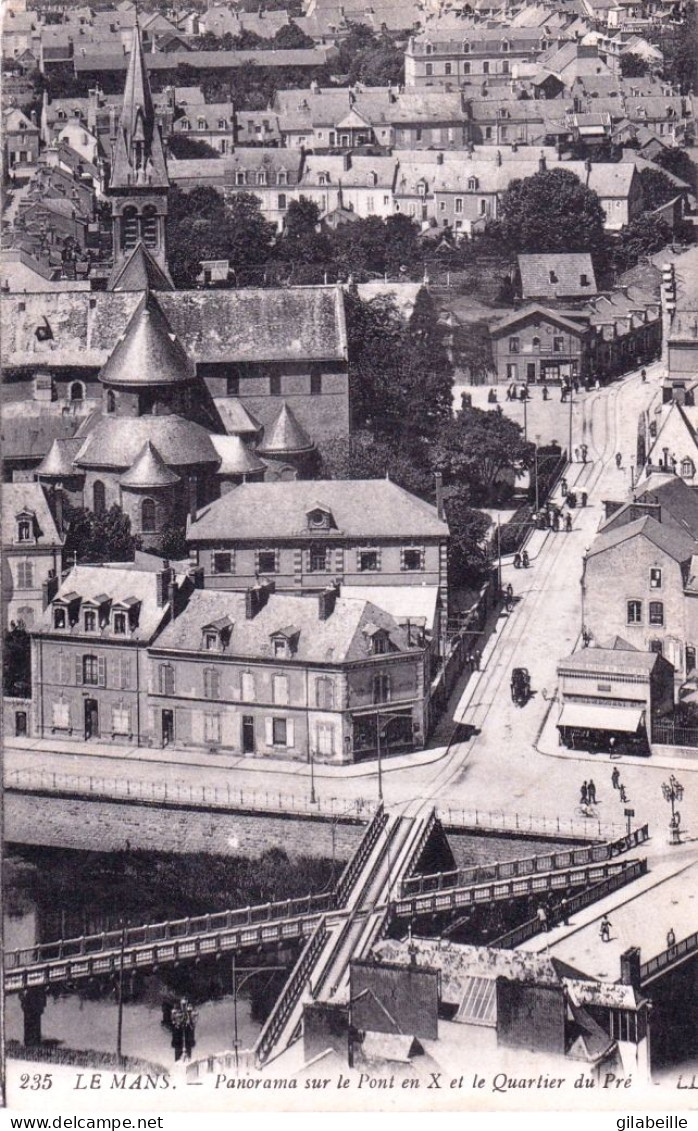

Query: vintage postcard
[1,0,697,1121]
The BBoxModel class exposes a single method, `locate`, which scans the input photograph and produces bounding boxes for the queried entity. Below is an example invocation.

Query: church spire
[110,20,168,190]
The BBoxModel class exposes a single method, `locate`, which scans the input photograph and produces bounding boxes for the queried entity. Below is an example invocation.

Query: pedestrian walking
[559,897,570,926]
[619,783,628,803]
[543,385,549,401]
[587,779,597,804]
[581,492,587,507]
[565,513,572,532]
[580,781,589,805]
[641,368,647,383]
[600,916,612,943]
[514,552,522,569]
[472,650,481,671]
[612,767,620,790]
[553,513,561,532]
[522,549,529,568]
[615,452,622,469]
[536,905,548,931]
[666,928,676,950]
[574,447,580,462]
[581,444,588,463]
[561,477,568,495]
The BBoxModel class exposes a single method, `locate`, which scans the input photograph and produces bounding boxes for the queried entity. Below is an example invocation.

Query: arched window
[106,390,116,414]
[122,205,139,251]
[681,457,695,478]
[70,381,84,402]
[141,497,156,533]
[141,205,158,249]
[93,480,106,515]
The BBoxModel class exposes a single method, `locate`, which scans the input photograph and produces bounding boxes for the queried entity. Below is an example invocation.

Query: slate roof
[188,479,449,542]
[74,414,219,471]
[300,154,397,189]
[99,293,195,387]
[492,305,590,336]
[518,253,597,299]
[36,564,172,642]
[635,475,698,538]
[2,482,63,548]
[210,434,266,477]
[74,47,334,73]
[107,241,174,292]
[36,437,84,478]
[587,515,696,564]
[120,441,181,488]
[258,402,314,454]
[341,585,439,634]
[1,414,83,462]
[213,398,263,437]
[152,590,419,663]
[1,287,348,369]
[558,646,663,677]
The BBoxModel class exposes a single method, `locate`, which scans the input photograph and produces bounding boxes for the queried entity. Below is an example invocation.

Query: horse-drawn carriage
[511,667,531,706]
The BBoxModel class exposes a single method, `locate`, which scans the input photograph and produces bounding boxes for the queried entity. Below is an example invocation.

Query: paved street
[6,365,698,924]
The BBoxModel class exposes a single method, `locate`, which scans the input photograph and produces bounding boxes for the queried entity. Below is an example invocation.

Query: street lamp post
[568,387,573,463]
[231,957,287,1074]
[523,392,528,441]
[662,774,684,845]
[309,747,316,805]
[116,921,126,1062]
[534,444,540,514]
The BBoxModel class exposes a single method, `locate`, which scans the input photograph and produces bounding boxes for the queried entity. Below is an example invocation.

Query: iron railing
[255,916,329,1067]
[436,805,626,842]
[400,826,649,897]
[335,803,386,908]
[491,858,648,949]
[641,929,698,984]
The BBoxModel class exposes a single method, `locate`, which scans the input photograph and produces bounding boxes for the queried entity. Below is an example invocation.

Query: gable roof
[518,253,597,299]
[188,479,449,542]
[492,304,590,336]
[634,475,698,538]
[107,240,174,292]
[587,514,696,564]
[558,645,663,676]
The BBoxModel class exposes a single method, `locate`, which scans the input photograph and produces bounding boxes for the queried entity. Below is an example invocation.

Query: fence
[5,766,376,822]
[436,805,626,842]
[652,719,698,749]
[491,858,648,949]
[400,825,648,897]
[334,803,386,907]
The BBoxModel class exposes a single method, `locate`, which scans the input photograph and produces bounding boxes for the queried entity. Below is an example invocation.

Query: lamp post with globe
[662,774,684,845]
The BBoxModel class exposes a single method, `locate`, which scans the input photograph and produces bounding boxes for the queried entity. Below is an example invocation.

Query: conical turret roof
[36,437,83,478]
[120,441,181,488]
[258,402,315,455]
[107,240,174,292]
[99,292,194,387]
[211,433,267,477]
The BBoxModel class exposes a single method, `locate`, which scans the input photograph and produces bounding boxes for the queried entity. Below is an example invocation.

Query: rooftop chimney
[620,947,641,991]
[435,471,445,522]
[245,579,275,619]
[318,582,339,621]
[156,565,175,608]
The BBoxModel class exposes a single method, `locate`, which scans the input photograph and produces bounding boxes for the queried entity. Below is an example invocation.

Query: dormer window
[270,626,299,658]
[257,170,267,186]
[468,176,478,191]
[205,632,218,651]
[462,40,471,53]
[418,179,428,196]
[425,41,433,55]
[278,170,287,185]
[84,609,97,632]
[501,39,510,52]
[581,273,589,286]
[54,607,67,630]
[236,171,245,185]
[16,517,33,543]
[197,118,207,130]
[274,638,287,657]
[201,617,233,652]
[307,505,332,531]
[318,172,327,186]
[113,612,127,635]
[218,118,228,129]
[180,118,190,131]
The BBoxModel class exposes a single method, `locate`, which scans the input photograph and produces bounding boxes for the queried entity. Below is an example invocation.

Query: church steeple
[108,19,170,273]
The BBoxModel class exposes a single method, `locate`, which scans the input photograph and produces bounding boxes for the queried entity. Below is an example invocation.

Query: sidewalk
[536,692,698,774]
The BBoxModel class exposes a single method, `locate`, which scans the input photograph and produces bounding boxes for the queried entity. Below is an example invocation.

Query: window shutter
[98,657,106,688]
[265,717,274,746]
[75,656,83,685]
[287,719,294,748]
[400,547,406,570]
[122,656,132,689]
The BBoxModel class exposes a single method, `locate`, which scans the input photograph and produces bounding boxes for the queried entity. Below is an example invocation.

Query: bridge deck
[518,855,698,983]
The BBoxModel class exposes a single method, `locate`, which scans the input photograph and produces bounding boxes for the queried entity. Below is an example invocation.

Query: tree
[620,52,649,77]
[639,167,682,211]
[494,168,607,258]
[349,42,404,86]
[277,197,331,263]
[64,506,142,564]
[330,213,420,276]
[4,623,31,698]
[318,432,433,498]
[654,147,698,194]
[274,22,314,49]
[159,524,189,561]
[662,3,697,92]
[614,213,673,272]
[167,135,221,160]
[443,495,492,590]
[226,191,277,267]
[430,407,533,503]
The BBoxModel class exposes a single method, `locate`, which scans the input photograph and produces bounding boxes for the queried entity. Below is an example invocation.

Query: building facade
[2,482,63,629]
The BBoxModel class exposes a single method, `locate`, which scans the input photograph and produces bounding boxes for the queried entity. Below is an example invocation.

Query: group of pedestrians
[580,779,597,806]
[573,444,589,464]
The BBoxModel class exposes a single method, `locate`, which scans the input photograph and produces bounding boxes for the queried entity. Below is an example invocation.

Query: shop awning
[557,703,644,733]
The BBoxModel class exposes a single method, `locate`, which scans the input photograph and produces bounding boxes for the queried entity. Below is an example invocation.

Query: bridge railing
[399,810,438,885]
[393,858,644,920]
[255,915,329,1067]
[335,803,386,908]
[399,826,649,897]
[4,890,336,971]
[491,858,648,949]
[641,929,698,984]
[5,767,377,823]
[436,805,627,842]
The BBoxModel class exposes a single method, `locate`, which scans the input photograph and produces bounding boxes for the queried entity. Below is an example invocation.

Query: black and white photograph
[0,0,697,1120]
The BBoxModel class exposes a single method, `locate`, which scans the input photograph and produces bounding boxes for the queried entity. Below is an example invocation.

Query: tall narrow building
[108,20,170,275]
